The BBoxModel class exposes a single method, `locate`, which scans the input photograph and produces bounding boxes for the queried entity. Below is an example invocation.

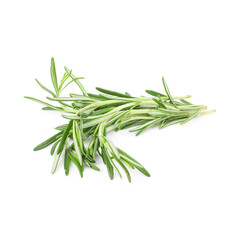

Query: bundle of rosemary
[25,58,214,182]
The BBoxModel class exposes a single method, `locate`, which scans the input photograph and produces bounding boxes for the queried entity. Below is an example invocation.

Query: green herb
[25,58,215,182]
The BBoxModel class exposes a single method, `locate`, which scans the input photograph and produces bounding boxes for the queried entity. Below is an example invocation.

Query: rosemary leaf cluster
[25,58,214,182]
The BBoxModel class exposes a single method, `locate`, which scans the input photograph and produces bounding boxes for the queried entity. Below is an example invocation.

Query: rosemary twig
[25,58,214,182]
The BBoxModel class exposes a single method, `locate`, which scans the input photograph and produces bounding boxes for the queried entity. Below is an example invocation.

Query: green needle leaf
[50,139,61,156]
[64,66,88,96]
[87,161,100,171]
[117,148,150,177]
[145,90,166,97]
[109,157,122,179]
[162,77,178,108]
[47,96,92,102]
[55,124,68,131]
[35,78,56,97]
[115,158,131,183]
[134,165,151,177]
[64,151,71,176]
[180,111,200,125]
[158,94,167,109]
[51,150,64,174]
[50,57,59,94]
[72,120,83,165]
[96,87,133,98]
[24,96,62,111]
[180,99,192,105]
[102,147,114,180]
[102,136,120,160]
[57,120,73,154]
[74,120,85,153]
[42,107,59,111]
[62,114,81,120]
[33,132,63,151]
[67,151,84,177]
[92,137,99,160]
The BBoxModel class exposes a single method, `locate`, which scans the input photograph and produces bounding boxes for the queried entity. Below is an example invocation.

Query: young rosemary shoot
[25,58,214,182]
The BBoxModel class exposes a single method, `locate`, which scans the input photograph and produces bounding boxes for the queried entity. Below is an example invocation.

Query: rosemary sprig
[25,58,215,182]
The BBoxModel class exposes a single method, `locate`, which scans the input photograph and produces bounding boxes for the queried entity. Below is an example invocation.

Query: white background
[0,0,239,239]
